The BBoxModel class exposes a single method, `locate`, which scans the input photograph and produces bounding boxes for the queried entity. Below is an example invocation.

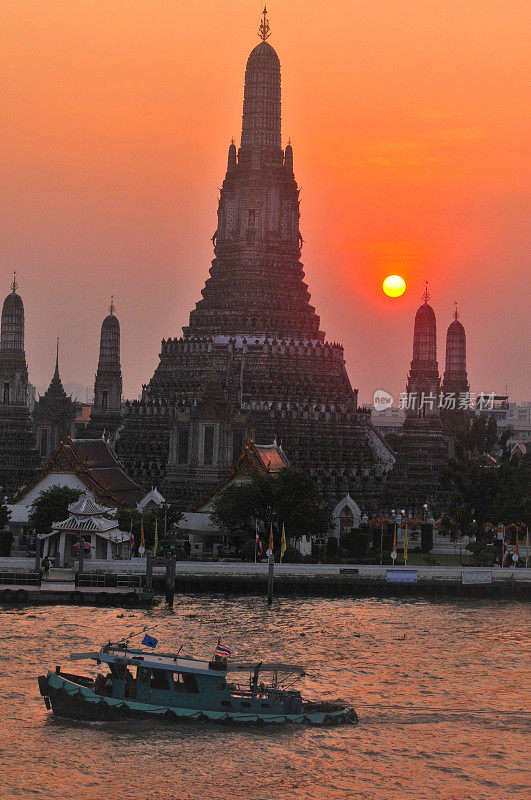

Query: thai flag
[142,633,158,648]
[256,531,263,557]
[215,643,231,658]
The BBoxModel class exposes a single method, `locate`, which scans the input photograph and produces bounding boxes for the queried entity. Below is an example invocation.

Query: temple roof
[13,436,143,507]
[2,291,24,315]
[34,340,76,421]
[102,312,120,332]
[68,495,107,517]
[52,514,118,534]
[446,318,465,338]
[414,301,436,325]
[252,441,289,474]
[190,439,289,511]
[247,40,280,67]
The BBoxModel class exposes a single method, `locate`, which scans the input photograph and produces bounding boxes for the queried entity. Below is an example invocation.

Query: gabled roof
[251,441,289,474]
[12,437,143,507]
[137,487,166,512]
[190,439,289,511]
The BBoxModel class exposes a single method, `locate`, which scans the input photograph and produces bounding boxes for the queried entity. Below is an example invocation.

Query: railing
[77,573,107,587]
[117,575,144,589]
[0,571,40,586]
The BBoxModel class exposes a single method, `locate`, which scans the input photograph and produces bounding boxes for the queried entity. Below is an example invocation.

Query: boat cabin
[70,645,305,716]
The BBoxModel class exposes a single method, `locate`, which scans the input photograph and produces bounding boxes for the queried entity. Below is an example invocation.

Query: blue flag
[142,633,158,648]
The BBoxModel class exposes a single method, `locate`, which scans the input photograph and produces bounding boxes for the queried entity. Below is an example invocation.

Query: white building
[39,495,131,566]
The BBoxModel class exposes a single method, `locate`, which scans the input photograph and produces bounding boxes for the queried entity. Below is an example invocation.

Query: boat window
[137,666,151,683]
[241,701,251,709]
[109,663,126,680]
[182,673,199,694]
[221,700,232,709]
[261,703,271,710]
[151,669,169,690]
[173,672,199,694]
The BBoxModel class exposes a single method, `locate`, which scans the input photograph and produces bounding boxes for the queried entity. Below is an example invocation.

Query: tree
[0,500,10,531]
[0,500,12,556]
[28,485,84,536]
[210,467,333,550]
[440,454,530,533]
[116,506,183,554]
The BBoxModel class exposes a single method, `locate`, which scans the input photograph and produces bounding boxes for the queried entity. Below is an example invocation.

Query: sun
[382,275,406,298]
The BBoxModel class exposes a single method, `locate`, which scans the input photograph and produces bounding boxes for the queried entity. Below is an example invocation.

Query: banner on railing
[461,570,492,584]
[386,569,418,584]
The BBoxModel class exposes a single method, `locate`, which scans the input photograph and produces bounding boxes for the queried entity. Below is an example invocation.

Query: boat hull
[38,673,357,726]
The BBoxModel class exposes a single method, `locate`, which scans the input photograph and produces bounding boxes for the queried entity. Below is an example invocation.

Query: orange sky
[1,0,529,404]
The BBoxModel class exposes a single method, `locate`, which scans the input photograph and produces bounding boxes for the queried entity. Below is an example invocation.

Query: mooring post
[78,535,84,577]
[146,554,153,592]
[165,559,176,608]
[267,549,274,606]
[34,536,41,576]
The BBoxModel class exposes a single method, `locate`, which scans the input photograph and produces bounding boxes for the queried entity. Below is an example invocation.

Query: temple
[116,11,393,509]
[86,298,123,437]
[0,274,40,494]
[440,304,470,437]
[33,339,78,460]
[387,286,448,511]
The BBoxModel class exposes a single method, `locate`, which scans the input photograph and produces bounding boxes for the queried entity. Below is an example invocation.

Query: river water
[0,597,529,800]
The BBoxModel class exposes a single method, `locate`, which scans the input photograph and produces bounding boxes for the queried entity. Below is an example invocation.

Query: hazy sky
[1,1,529,403]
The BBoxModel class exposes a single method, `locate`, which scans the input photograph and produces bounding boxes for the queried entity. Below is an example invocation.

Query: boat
[38,638,357,726]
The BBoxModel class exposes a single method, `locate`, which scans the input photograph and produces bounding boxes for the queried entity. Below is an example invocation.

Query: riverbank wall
[1,559,529,603]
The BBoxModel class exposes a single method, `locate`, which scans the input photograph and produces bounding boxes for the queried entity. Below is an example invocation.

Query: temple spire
[422,281,430,304]
[109,295,115,315]
[11,271,18,293]
[453,301,459,321]
[259,5,271,41]
[54,337,60,377]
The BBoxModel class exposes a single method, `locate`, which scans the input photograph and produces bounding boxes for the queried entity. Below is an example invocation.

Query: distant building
[475,395,510,435]
[75,403,92,435]
[368,406,405,435]
[508,401,531,444]
[0,274,40,495]
[63,384,93,403]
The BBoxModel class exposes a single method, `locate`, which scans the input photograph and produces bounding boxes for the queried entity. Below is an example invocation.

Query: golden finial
[231,136,235,145]
[259,5,271,41]
[11,271,18,293]
[287,137,292,146]
[422,281,430,304]
[109,295,115,315]
[453,301,459,321]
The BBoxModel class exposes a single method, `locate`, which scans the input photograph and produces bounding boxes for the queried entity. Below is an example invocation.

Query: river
[0,597,529,800]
